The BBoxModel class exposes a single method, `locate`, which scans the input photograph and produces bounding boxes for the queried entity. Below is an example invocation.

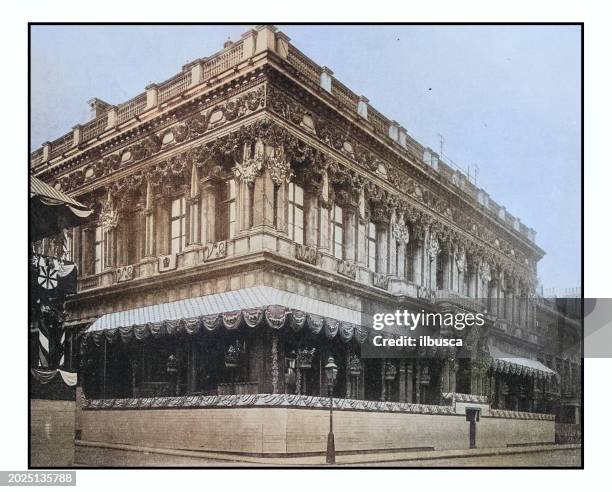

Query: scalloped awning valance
[488,343,557,380]
[83,286,367,346]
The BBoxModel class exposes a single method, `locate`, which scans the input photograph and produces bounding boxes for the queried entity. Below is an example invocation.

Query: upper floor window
[218,179,237,241]
[367,222,377,271]
[170,197,187,255]
[288,182,304,245]
[94,226,104,274]
[332,204,343,260]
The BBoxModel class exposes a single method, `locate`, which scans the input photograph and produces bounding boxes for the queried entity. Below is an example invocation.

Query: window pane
[171,198,181,218]
[295,207,303,231]
[334,241,342,259]
[334,205,342,223]
[95,226,102,242]
[295,184,304,205]
[171,238,180,255]
[229,179,236,199]
[288,204,294,240]
[288,182,294,202]
[295,225,304,245]
[171,220,181,238]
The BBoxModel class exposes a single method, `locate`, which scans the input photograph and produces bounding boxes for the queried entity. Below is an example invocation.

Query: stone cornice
[49,107,535,282]
[34,66,270,182]
[263,76,543,262]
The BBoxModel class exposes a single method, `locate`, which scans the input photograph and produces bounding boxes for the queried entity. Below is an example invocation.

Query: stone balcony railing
[32,29,257,168]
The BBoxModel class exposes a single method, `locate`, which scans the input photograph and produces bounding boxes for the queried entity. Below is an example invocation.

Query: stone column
[412,238,423,285]
[104,228,116,268]
[116,219,126,266]
[202,179,218,244]
[143,181,156,257]
[388,212,397,275]
[319,206,330,251]
[344,207,357,262]
[450,359,458,393]
[380,359,387,402]
[489,278,499,317]
[405,363,414,402]
[304,191,319,247]
[398,361,407,402]
[427,230,439,291]
[80,226,91,275]
[440,357,450,393]
[253,172,272,227]
[357,220,367,265]
[155,197,170,255]
[376,222,389,274]
[397,240,406,278]
[441,244,451,290]
[72,226,81,272]
[238,181,251,232]
[415,363,421,404]
[187,163,201,246]
[275,181,288,233]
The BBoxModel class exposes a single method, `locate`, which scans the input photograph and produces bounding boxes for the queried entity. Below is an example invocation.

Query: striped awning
[489,343,557,379]
[30,176,92,217]
[82,287,367,347]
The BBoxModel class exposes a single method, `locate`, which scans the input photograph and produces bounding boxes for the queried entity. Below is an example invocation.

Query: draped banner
[82,303,371,353]
[30,368,77,387]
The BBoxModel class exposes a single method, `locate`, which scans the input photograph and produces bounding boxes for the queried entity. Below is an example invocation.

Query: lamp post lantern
[325,356,338,465]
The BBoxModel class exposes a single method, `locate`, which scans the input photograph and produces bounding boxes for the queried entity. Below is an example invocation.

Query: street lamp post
[325,356,338,465]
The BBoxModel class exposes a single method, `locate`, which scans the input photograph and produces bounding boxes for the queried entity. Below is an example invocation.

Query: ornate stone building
[30,26,578,458]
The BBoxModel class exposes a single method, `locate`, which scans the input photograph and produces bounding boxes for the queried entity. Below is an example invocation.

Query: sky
[30,25,581,290]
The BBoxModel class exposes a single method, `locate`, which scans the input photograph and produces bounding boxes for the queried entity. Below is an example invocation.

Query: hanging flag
[30,254,77,299]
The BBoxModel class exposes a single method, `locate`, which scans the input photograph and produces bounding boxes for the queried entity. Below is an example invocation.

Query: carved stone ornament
[234,153,263,184]
[392,222,410,244]
[337,259,357,279]
[295,244,319,265]
[234,144,293,186]
[266,150,293,186]
[372,272,389,290]
[428,237,440,260]
[99,191,119,230]
[479,262,492,283]
[455,251,466,273]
